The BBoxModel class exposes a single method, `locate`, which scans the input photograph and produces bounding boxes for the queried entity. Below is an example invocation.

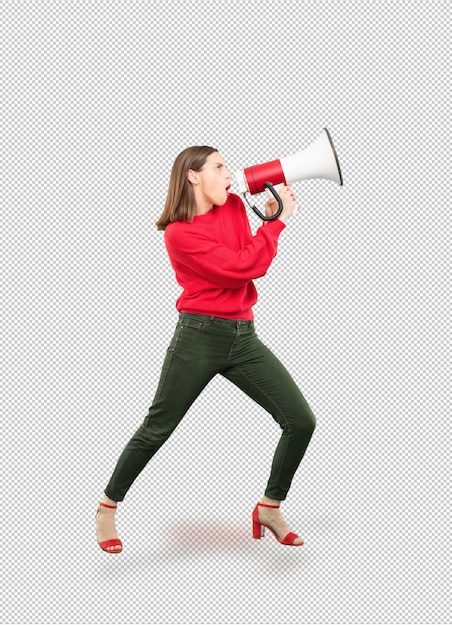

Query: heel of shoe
[252,504,266,539]
[252,518,265,539]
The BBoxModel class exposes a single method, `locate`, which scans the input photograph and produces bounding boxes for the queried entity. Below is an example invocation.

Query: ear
[186,169,199,185]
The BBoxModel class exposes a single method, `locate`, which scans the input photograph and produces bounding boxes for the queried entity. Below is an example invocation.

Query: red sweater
[164,193,286,320]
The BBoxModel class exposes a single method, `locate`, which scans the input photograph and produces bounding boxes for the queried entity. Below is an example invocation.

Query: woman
[96,146,316,552]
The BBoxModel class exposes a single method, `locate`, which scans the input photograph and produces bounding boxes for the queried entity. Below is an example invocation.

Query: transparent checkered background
[1,1,450,623]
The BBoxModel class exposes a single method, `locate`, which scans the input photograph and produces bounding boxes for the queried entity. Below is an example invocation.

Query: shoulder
[164,217,191,239]
[164,221,188,251]
[164,215,210,251]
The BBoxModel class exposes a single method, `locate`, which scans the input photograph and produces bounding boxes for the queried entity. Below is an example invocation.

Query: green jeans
[105,313,316,502]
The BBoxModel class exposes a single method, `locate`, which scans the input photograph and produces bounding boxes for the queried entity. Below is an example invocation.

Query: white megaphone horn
[235,128,343,220]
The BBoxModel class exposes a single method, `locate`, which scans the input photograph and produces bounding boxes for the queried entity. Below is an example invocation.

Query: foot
[258,503,304,546]
[96,503,122,553]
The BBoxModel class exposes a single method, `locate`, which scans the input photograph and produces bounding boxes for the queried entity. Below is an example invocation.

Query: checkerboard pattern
[2,1,450,623]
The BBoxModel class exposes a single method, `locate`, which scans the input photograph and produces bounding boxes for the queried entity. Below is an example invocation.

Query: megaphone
[235,128,343,221]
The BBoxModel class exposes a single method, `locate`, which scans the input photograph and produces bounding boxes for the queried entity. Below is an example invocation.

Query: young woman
[96,146,316,552]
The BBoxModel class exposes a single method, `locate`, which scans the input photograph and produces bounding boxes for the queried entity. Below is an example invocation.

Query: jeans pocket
[167,321,204,362]
[181,317,205,331]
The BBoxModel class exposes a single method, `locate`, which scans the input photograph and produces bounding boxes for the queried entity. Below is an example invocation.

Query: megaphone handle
[243,182,283,221]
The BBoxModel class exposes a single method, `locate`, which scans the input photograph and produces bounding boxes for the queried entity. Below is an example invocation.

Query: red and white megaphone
[235,128,343,220]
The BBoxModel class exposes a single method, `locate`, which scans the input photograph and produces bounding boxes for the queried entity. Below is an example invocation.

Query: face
[189,152,232,210]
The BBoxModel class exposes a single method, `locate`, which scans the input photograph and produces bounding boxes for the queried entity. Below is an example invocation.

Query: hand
[264,185,300,223]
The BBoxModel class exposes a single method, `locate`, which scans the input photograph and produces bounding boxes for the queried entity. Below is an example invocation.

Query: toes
[103,543,121,553]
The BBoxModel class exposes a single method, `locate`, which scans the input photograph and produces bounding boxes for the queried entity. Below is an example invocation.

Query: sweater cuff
[265,218,287,234]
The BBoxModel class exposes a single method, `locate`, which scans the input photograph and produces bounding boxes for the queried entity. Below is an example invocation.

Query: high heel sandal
[252,502,304,546]
[96,502,123,553]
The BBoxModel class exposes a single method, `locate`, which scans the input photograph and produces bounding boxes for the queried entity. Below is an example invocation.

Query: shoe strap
[99,501,117,509]
[258,502,280,509]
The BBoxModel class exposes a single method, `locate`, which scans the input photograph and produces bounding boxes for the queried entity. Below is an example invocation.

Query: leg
[104,323,217,502]
[222,335,315,545]
[222,336,316,501]
[97,321,220,551]
[97,349,214,549]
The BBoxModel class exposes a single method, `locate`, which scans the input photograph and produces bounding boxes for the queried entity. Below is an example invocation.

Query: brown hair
[156,145,218,231]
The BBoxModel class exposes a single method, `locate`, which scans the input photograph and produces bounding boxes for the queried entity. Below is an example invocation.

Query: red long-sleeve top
[164,193,286,320]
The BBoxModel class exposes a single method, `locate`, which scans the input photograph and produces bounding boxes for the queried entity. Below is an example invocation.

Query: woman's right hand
[264,185,300,223]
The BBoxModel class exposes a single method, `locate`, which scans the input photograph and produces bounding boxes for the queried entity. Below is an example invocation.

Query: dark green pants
[105,313,316,502]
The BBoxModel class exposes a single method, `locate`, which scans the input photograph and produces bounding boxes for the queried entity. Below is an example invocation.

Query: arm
[165,218,286,290]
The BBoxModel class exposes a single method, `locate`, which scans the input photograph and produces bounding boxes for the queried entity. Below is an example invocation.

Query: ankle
[261,496,280,507]
[101,495,118,508]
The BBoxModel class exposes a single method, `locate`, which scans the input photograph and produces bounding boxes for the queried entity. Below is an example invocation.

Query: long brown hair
[156,145,218,231]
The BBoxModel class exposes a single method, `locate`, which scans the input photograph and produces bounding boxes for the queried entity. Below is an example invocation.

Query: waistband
[179,312,254,330]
